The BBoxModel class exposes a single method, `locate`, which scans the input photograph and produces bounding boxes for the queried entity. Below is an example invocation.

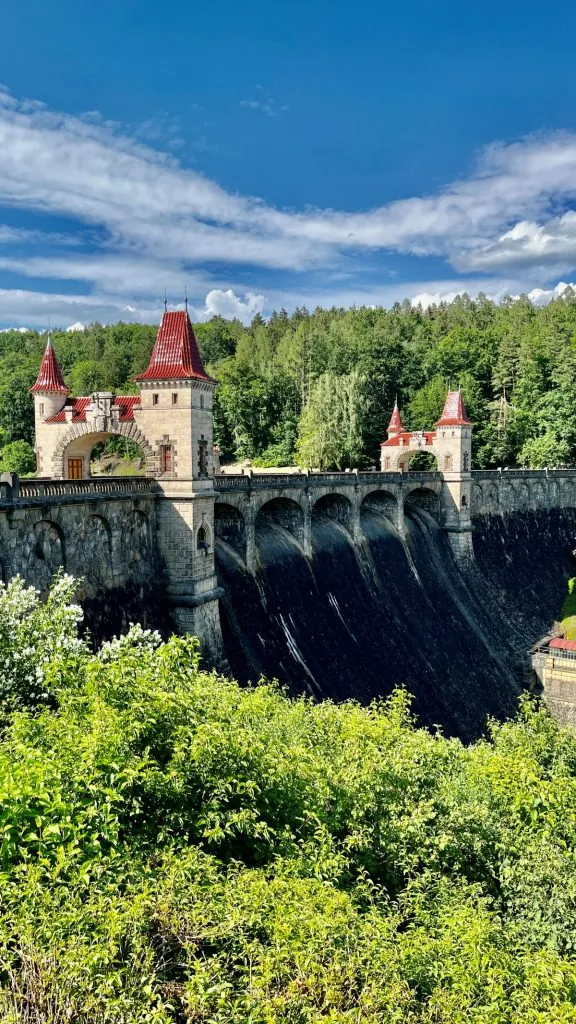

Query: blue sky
[1,0,576,327]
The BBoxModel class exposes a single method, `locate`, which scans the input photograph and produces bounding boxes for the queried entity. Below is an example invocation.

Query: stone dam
[2,467,576,740]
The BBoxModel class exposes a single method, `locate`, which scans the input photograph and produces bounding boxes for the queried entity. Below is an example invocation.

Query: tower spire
[30,333,68,393]
[387,397,404,437]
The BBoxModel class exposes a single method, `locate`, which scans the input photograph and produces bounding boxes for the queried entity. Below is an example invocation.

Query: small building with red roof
[380,389,473,532]
[31,310,217,481]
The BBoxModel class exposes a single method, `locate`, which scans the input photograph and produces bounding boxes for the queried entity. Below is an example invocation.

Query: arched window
[197,524,210,552]
[462,494,468,508]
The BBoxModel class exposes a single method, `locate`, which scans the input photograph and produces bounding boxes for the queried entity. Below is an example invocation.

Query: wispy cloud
[240,96,289,117]
[2,87,576,325]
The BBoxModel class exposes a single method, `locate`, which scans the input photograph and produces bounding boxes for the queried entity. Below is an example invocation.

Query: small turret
[30,334,68,423]
[387,398,404,438]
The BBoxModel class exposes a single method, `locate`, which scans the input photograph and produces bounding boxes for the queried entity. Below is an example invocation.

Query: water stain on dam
[216,504,576,740]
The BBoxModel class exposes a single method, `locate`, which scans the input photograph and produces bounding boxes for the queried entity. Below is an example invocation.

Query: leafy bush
[0,439,36,476]
[3,577,576,1019]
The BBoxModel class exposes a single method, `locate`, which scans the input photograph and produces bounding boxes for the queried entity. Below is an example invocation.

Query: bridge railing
[472,468,576,480]
[214,469,442,490]
[16,477,156,499]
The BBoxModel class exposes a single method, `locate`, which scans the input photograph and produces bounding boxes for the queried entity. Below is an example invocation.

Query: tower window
[172,393,178,405]
[198,435,208,477]
[153,393,159,406]
[444,453,453,471]
[39,403,44,416]
[161,445,173,475]
[197,525,209,552]
[463,452,469,471]
[200,395,204,409]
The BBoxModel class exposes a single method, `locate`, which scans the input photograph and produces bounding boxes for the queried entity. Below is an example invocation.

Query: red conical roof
[30,335,68,393]
[435,389,472,427]
[134,310,216,383]
[387,399,404,435]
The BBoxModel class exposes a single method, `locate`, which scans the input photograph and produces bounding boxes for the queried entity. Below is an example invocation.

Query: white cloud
[66,321,86,332]
[203,288,265,324]
[3,88,576,321]
[2,87,576,277]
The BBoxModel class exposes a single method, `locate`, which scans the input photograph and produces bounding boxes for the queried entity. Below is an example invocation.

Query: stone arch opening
[397,449,439,473]
[312,493,352,531]
[23,519,65,592]
[361,489,398,525]
[54,422,155,479]
[404,486,441,520]
[214,502,246,561]
[256,497,304,546]
[197,523,211,552]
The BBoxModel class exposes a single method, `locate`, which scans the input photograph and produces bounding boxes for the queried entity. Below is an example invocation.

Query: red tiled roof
[381,431,436,448]
[116,396,141,421]
[134,310,216,383]
[30,336,68,393]
[549,637,576,651]
[387,400,404,435]
[45,395,140,424]
[435,389,472,427]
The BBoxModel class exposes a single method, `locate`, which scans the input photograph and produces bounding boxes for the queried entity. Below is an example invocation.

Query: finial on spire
[184,286,188,312]
[164,289,168,313]
[387,397,404,437]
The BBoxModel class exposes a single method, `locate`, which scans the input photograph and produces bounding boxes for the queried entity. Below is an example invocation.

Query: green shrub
[2,578,576,1019]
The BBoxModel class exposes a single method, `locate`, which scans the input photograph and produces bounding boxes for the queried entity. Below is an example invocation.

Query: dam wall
[2,469,576,738]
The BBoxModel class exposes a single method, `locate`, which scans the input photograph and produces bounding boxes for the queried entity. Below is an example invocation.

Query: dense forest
[2,572,576,1021]
[4,290,576,472]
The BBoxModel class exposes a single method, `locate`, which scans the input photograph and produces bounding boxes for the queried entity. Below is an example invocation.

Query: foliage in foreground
[3,578,576,1020]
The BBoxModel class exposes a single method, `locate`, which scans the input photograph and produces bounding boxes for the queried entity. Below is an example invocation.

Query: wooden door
[68,458,84,480]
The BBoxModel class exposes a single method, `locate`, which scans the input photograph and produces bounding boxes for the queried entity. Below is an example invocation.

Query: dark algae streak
[217,505,576,740]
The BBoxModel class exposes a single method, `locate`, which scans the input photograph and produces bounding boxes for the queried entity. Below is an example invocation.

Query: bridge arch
[361,489,399,526]
[53,421,155,479]
[312,492,352,532]
[214,502,246,561]
[256,496,305,547]
[404,485,441,520]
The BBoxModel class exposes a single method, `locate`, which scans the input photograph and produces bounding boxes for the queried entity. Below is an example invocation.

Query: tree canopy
[7,291,576,470]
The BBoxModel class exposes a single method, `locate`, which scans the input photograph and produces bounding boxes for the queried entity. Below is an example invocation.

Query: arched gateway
[31,315,217,481]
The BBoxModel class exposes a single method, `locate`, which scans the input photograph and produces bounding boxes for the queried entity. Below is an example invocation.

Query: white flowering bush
[0,572,86,710]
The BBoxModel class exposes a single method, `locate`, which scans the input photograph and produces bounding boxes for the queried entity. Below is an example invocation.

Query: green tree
[0,440,36,475]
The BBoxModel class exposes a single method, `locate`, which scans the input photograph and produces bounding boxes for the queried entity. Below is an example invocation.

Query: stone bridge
[2,467,576,654]
[214,467,576,570]
[0,475,159,610]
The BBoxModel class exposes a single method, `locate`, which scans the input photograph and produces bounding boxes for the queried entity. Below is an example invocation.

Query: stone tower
[30,310,225,663]
[433,389,472,531]
[380,388,473,558]
[30,334,70,477]
[132,309,223,654]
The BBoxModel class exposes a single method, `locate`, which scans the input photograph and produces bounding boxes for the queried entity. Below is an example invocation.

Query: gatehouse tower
[380,389,473,554]
[31,309,224,661]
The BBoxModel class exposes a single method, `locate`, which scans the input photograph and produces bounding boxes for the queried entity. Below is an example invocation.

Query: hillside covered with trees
[4,291,576,472]
[2,572,576,1021]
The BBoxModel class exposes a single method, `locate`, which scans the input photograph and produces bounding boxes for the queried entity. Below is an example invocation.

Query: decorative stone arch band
[52,421,157,478]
